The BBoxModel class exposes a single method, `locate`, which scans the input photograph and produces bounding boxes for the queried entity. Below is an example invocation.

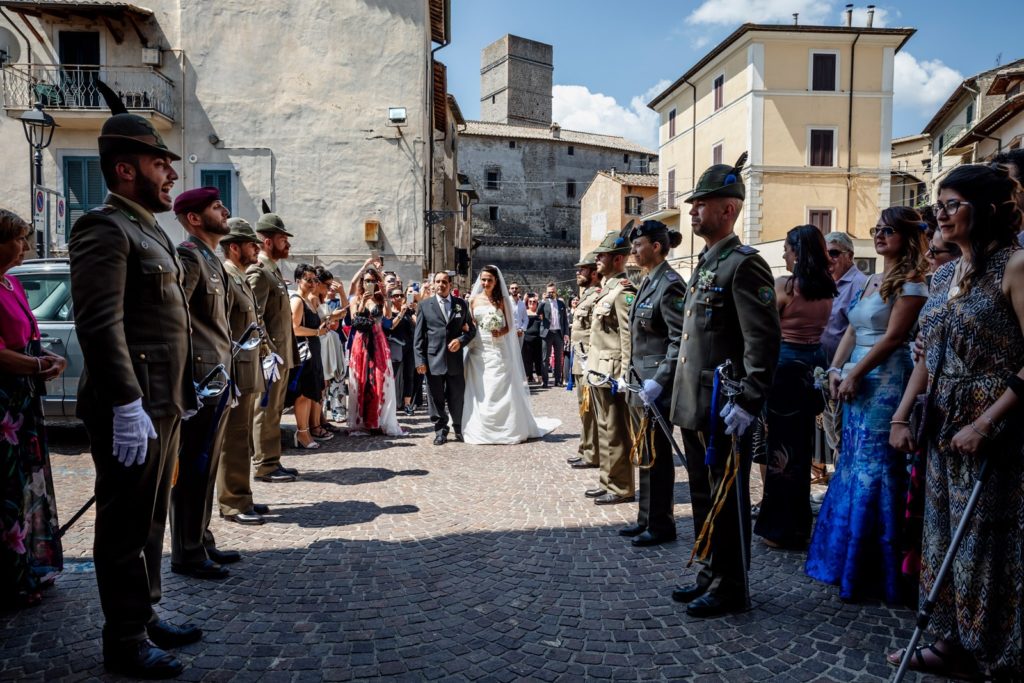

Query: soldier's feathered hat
[221,217,262,244]
[686,152,747,203]
[629,219,668,241]
[574,251,597,268]
[96,80,180,160]
[592,220,634,255]
[256,199,293,237]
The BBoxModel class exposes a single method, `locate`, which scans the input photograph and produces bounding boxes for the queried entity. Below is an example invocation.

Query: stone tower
[480,34,553,126]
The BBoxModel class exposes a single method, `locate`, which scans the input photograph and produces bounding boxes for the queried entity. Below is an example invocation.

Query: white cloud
[893,51,963,110]
[551,79,670,150]
[688,0,832,26]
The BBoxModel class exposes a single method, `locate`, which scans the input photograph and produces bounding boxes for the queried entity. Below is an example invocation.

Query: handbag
[908,295,952,448]
[297,340,312,363]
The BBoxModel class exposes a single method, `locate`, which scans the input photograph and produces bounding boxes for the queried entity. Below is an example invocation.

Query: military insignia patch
[666,272,679,283]
[758,286,775,304]
[673,296,684,311]
[625,294,635,305]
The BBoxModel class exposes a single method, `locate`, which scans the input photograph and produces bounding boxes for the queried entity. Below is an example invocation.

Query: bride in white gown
[462,266,560,445]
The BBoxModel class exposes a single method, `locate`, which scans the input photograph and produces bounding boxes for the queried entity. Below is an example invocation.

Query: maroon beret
[173,187,221,215]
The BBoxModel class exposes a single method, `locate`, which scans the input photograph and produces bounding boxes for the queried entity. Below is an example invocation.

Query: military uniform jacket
[68,192,196,419]
[223,260,264,395]
[178,236,232,383]
[669,233,780,432]
[246,252,299,370]
[570,284,602,375]
[585,272,637,381]
[628,259,687,410]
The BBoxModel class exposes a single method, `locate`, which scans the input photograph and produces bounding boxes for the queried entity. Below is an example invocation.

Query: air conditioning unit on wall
[141,48,161,66]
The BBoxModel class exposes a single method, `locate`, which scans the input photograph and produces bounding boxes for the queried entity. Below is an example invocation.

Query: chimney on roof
[610,168,616,177]
[866,5,875,27]
[550,122,560,138]
[792,12,799,25]
[844,4,853,27]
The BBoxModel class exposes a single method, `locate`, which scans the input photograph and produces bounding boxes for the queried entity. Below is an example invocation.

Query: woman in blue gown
[805,207,929,604]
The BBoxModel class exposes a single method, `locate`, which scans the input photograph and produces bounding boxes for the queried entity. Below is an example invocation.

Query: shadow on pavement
[300,467,429,486]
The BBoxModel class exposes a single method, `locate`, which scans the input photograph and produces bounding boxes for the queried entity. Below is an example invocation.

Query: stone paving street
[1,386,951,682]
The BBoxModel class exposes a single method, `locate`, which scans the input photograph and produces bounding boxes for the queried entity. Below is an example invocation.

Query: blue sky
[444,0,1022,149]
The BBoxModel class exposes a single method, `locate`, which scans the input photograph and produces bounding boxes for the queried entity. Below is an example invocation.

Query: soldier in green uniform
[218,218,271,525]
[69,85,199,678]
[585,226,638,505]
[620,220,687,547]
[169,188,237,581]
[567,252,602,470]
[669,154,780,618]
[247,212,300,482]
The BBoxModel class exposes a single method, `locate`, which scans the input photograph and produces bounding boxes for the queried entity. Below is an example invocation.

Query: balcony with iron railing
[640,190,683,220]
[1,63,175,129]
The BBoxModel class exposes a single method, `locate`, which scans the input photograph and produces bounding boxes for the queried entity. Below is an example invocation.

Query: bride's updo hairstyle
[480,265,506,310]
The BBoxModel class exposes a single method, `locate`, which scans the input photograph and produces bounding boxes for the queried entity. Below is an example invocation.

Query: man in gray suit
[413,271,476,445]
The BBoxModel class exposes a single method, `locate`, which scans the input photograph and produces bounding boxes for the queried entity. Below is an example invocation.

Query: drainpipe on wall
[845,32,860,234]
[689,79,697,261]
[165,48,187,186]
[2,7,35,220]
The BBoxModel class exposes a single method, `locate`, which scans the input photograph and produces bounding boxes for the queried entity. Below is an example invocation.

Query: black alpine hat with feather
[686,152,747,203]
[96,80,180,160]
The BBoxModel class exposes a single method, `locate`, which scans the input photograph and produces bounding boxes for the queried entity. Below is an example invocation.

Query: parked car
[9,259,82,422]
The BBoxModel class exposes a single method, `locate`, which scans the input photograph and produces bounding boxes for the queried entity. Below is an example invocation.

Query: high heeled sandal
[887,642,980,680]
[310,426,334,440]
[293,429,320,449]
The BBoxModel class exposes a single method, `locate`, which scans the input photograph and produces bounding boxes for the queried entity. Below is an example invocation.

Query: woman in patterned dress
[888,164,1024,679]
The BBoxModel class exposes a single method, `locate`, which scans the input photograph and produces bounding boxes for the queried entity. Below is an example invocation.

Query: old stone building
[460,34,656,291]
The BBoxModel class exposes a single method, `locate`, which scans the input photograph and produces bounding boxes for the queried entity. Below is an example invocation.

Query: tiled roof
[0,1,153,15]
[462,120,656,155]
[596,171,658,187]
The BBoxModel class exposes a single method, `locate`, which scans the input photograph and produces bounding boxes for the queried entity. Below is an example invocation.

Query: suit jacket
[539,298,568,338]
[585,272,637,381]
[68,192,196,419]
[669,233,781,431]
[413,295,476,376]
[246,252,299,370]
[386,309,413,364]
[627,259,687,411]
[223,259,264,395]
[178,236,232,383]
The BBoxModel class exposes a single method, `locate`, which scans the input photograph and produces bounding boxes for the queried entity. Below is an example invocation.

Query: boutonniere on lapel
[453,304,462,314]
[697,269,722,293]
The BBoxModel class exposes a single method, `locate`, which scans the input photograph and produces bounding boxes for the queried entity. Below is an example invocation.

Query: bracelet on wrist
[35,357,42,375]
[890,419,910,425]
[827,367,842,376]
[969,422,993,440]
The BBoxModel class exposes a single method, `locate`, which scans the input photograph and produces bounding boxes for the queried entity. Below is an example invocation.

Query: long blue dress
[804,281,927,604]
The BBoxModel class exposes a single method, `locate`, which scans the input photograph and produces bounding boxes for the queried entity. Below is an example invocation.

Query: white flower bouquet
[479,309,506,333]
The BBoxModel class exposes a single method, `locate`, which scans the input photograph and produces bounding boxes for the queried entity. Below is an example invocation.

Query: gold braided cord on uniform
[628,411,657,470]
[579,385,591,416]
[688,436,739,566]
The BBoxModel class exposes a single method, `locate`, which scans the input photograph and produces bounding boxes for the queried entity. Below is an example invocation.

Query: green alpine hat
[95,80,180,161]
[592,221,634,255]
[221,217,262,244]
[575,251,597,268]
[256,212,293,237]
[686,152,747,203]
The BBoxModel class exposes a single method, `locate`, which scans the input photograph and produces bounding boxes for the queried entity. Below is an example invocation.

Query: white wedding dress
[462,270,560,445]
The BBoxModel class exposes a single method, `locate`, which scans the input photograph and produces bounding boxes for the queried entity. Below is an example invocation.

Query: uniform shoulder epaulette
[665,271,680,283]
[736,245,759,255]
[180,241,198,249]
[620,278,634,288]
[89,205,117,215]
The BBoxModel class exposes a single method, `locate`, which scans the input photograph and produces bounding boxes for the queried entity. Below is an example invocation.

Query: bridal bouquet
[479,309,506,333]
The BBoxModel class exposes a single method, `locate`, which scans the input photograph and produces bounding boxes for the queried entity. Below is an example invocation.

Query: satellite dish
[0,28,22,64]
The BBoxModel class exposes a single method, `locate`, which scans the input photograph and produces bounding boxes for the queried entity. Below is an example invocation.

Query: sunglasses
[933,199,971,216]
[869,226,896,238]
[300,276,318,284]
[827,249,845,258]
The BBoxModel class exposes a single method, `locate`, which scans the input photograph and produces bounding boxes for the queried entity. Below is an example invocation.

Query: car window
[16,273,73,322]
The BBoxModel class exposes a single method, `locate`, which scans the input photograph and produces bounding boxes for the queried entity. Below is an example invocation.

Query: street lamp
[19,102,58,256]
[456,179,478,221]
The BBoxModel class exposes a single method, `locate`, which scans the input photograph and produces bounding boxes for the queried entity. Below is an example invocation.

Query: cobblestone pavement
[1,385,951,682]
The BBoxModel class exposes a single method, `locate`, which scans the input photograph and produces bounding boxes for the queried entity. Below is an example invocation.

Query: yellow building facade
[645,23,914,275]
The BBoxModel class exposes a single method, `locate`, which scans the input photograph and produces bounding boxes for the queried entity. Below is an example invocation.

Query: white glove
[112,398,157,467]
[639,379,662,406]
[262,352,283,382]
[720,402,755,436]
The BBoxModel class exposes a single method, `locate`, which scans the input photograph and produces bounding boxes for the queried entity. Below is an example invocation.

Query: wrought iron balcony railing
[641,190,683,216]
[1,64,174,120]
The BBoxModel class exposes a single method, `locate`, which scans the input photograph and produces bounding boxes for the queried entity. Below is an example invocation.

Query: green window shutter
[64,156,107,234]
[200,170,232,214]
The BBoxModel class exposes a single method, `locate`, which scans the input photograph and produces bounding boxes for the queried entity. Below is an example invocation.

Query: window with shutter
[566,179,576,199]
[811,53,837,91]
[668,108,676,138]
[713,75,724,111]
[200,169,233,214]
[667,169,676,208]
[712,143,723,166]
[63,156,106,234]
[809,129,835,167]
[808,210,832,232]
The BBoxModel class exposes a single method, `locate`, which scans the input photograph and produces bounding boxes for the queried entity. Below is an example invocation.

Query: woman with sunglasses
[886,164,1024,680]
[805,207,928,605]
[288,264,329,449]
[346,265,403,436]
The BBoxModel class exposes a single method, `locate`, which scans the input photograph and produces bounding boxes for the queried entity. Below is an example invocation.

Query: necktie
[442,297,450,320]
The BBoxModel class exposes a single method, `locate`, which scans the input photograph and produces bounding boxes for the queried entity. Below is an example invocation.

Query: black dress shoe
[686,592,747,618]
[567,456,583,464]
[258,467,295,483]
[252,503,270,515]
[103,639,183,679]
[206,547,241,565]
[225,511,264,525]
[171,559,229,580]
[671,582,711,603]
[631,530,677,547]
[279,465,299,476]
[594,492,634,505]
[433,434,446,446]
[571,460,598,469]
[453,433,464,442]
[618,524,646,537]
[146,620,203,649]
[585,488,607,498]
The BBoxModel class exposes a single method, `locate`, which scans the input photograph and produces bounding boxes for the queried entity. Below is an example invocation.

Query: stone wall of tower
[479,34,553,126]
